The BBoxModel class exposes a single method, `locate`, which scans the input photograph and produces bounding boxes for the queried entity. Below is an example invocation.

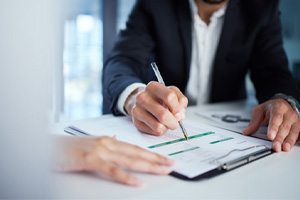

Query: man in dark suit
[103,0,300,152]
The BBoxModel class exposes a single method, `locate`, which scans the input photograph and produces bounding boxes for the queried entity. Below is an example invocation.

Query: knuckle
[272,100,280,107]
[275,134,285,143]
[168,85,176,90]
[272,111,283,119]
[133,119,142,129]
[274,101,286,111]
[180,96,188,107]
[165,91,177,103]
[93,147,107,161]
[269,124,279,131]
[273,99,283,108]
[136,92,147,104]
[281,122,291,130]
[152,123,165,135]
[290,112,298,121]
[146,81,157,91]
[98,136,112,146]
[108,166,119,177]
[153,129,164,136]
[156,109,168,122]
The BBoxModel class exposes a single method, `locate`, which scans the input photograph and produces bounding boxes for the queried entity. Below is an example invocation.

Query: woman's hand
[54,136,174,187]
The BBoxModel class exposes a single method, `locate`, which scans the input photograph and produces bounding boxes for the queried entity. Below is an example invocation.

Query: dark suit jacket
[103,0,299,115]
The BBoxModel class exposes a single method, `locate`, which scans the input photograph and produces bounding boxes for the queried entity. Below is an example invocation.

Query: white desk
[52,101,300,199]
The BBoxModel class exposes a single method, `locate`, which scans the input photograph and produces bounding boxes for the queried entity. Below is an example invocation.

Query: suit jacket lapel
[214,0,240,64]
[174,0,192,90]
[210,0,241,101]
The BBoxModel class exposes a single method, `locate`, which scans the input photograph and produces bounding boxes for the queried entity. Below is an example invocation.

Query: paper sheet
[67,116,272,178]
[193,110,269,140]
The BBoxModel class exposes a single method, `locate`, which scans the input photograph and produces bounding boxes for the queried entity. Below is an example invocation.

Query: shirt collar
[189,0,228,20]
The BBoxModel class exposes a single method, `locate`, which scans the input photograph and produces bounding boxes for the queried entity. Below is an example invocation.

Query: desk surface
[52,101,300,199]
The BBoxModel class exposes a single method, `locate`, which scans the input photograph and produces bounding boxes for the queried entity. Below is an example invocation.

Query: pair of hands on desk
[125,82,299,152]
[55,136,173,187]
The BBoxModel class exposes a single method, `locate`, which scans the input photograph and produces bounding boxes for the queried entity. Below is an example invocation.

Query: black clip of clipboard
[170,147,273,181]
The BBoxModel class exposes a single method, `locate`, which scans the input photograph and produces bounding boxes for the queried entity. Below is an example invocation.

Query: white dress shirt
[187,0,226,105]
[117,0,227,114]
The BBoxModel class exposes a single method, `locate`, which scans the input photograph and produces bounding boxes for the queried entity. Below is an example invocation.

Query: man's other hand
[244,99,300,152]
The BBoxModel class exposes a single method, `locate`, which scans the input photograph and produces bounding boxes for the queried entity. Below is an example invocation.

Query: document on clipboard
[64,116,273,180]
[146,122,272,180]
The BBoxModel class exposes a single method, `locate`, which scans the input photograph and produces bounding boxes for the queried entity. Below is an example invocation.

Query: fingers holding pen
[127,80,188,136]
[168,86,188,121]
[146,82,186,113]
[146,81,187,119]
[132,105,168,136]
[136,85,180,130]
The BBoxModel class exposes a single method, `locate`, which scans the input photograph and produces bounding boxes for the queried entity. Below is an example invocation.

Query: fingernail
[242,128,249,135]
[159,167,172,174]
[166,159,175,165]
[181,109,186,119]
[128,178,144,187]
[269,130,276,140]
[175,113,181,120]
[284,143,291,152]
[175,110,185,121]
[273,141,281,152]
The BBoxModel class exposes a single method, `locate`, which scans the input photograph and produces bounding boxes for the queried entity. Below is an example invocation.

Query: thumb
[243,107,265,135]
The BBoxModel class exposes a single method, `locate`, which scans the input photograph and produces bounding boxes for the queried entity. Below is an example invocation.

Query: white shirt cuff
[117,83,146,115]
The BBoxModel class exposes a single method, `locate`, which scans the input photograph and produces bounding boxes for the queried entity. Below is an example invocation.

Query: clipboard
[170,147,273,181]
[63,117,273,181]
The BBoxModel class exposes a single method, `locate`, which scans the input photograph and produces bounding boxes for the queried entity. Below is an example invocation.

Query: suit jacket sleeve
[103,0,155,115]
[249,1,299,103]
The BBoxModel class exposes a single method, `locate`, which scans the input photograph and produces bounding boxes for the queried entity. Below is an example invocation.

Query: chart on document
[146,122,272,178]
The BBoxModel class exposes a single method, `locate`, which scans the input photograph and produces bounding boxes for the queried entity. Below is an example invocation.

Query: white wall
[0,0,63,197]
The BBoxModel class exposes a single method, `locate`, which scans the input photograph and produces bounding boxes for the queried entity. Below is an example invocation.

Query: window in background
[63,0,102,121]
[61,0,136,121]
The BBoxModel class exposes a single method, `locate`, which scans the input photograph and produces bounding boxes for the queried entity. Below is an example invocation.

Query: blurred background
[57,0,136,121]
[56,0,300,122]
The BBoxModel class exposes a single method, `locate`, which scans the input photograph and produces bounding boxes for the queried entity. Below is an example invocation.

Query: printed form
[66,116,272,179]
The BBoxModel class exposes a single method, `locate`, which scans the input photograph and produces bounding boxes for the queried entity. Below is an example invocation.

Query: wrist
[124,87,145,115]
[272,93,300,117]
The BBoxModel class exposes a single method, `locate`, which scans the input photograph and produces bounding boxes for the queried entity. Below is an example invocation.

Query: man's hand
[244,98,300,152]
[125,81,188,136]
[55,136,174,187]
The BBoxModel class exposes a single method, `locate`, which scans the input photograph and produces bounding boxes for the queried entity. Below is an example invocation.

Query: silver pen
[150,62,189,140]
